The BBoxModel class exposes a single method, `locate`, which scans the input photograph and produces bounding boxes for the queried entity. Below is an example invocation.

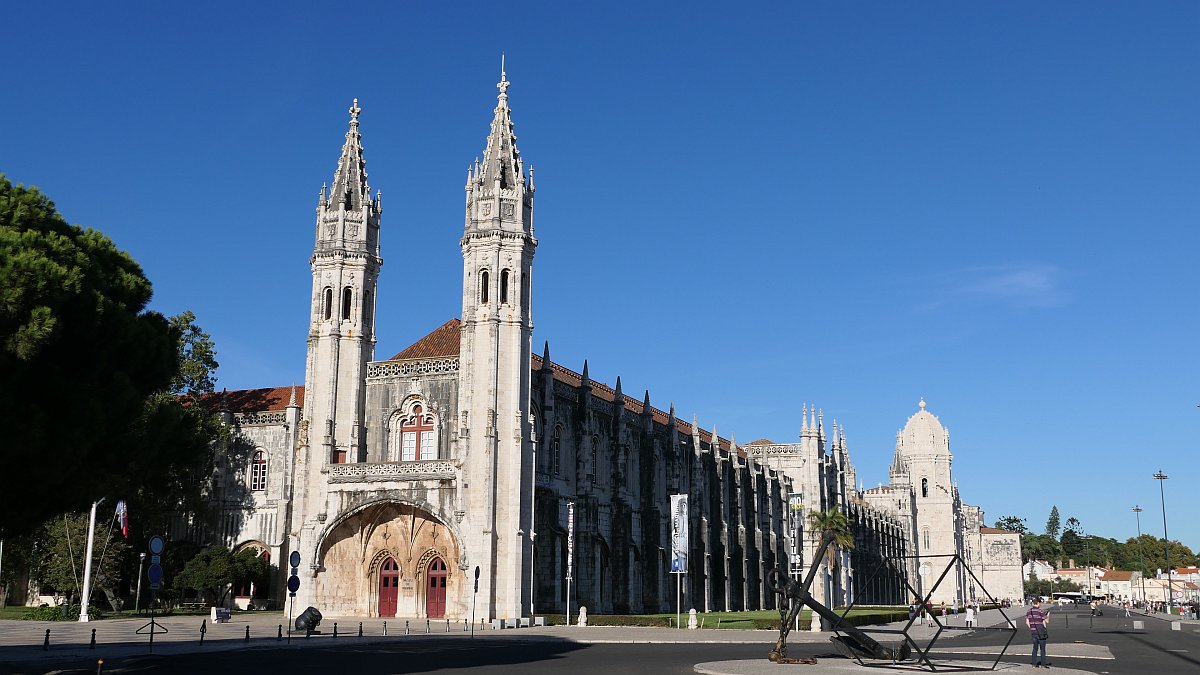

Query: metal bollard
[245,625,250,643]
[405,620,410,635]
[358,622,363,638]
[464,619,468,631]
[426,619,430,634]
[90,628,96,649]
[383,620,388,636]
[278,624,283,641]
[200,620,207,646]
[43,629,50,651]
[333,623,338,638]
[446,619,450,632]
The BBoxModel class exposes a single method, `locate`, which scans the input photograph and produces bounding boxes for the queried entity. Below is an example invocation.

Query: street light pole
[1133,506,1147,607]
[135,552,146,613]
[1153,471,1172,615]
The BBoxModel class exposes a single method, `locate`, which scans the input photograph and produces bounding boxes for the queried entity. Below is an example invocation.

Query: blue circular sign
[149,536,165,555]
[289,551,301,568]
[287,575,301,593]
[147,563,163,585]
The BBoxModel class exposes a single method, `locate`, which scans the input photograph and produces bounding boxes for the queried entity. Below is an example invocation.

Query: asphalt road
[5,604,1199,674]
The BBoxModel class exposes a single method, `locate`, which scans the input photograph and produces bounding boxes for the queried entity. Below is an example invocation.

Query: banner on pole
[566,501,575,581]
[788,493,804,574]
[670,494,688,573]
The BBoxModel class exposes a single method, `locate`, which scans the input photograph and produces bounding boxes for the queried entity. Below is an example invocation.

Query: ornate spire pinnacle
[801,403,808,433]
[477,64,523,191]
[542,341,551,370]
[288,384,298,408]
[328,98,370,211]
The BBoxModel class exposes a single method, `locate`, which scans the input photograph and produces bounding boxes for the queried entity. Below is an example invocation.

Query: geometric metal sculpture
[833,552,1017,671]
[769,530,911,663]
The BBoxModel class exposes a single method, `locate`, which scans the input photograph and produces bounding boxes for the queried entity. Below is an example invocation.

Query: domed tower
[894,399,962,603]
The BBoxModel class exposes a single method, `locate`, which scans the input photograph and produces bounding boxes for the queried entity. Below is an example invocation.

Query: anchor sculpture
[768,527,910,664]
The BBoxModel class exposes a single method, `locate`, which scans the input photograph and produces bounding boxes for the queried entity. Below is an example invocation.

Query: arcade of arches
[315,502,460,617]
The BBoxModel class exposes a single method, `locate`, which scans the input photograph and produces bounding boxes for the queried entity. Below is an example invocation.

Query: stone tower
[302,99,381,466]
[457,67,537,619]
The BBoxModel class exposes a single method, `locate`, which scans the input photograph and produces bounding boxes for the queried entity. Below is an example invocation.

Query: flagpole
[79,499,103,622]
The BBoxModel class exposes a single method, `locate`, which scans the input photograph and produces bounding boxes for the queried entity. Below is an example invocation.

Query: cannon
[295,606,323,634]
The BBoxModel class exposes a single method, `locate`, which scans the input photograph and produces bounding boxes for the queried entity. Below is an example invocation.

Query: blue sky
[4,2,1197,551]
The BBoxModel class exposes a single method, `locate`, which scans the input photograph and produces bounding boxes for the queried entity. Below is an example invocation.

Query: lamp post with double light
[1153,471,1172,615]
[1133,506,1148,607]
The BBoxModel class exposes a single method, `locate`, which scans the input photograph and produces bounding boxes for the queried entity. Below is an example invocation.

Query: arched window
[479,270,489,304]
[342,287,353,320]
[250,451,267,491]
[395,403,436,462]
[323,287,333,320]
[552,426,562,476]
[592,435,600,484]
[921,478,928,498]
[500,269,510,304]
[922,527,931,549]
[363,290,372,331]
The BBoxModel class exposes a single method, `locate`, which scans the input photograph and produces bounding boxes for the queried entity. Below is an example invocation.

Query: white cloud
[917,262,1069,310]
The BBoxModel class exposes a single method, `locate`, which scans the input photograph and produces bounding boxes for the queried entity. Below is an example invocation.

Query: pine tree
[1045,505,1061,539]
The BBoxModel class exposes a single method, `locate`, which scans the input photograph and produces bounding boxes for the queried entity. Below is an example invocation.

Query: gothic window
[921,478,928,498]
[500,269,510,304]
[591,436,599,484]
[552,426,562,476]
[323,287,333,320]
[342,287,353,321]
[394,402,437,462]
[922,527,931,549]
[250,450,267,491]
[479,270,489,304]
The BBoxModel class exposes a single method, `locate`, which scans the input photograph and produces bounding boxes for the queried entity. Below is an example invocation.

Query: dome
[896,399,950,458]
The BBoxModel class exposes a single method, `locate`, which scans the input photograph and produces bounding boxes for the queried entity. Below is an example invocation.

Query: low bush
[24,605,88,621]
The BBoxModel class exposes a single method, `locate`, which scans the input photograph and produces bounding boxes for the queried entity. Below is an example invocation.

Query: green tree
[174,546,268,605]
[1045,506,1061,539]
[808,508,855,568]
[995,516,1028,534]
[0,175,177,536]
[26,512,128,608]
[1024,574,1080,598]
[1022,534,1062,564]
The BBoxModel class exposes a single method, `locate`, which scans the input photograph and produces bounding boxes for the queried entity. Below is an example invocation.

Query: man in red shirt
[1025,598,1050,668]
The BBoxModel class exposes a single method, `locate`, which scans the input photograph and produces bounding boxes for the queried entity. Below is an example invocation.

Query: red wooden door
[379,558,399,617]
[427,557,447,618]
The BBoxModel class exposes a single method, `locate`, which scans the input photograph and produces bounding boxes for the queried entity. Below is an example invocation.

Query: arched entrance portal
[379,558,399,617]
[427,557,447,618]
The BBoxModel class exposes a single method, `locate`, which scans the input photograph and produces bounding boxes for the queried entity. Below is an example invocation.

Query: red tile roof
[201,386,304,413]
[746,439,779,446]
[387,319,751,459]
[389,319,461,360]
[1101,570,1135,581]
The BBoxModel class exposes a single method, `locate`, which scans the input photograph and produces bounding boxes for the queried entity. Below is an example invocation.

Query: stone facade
[192,71,1019,620]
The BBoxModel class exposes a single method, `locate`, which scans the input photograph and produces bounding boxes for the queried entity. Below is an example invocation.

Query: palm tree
[808,508,854,568]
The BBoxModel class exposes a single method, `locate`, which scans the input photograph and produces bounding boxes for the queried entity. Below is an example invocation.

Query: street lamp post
[1133,506,1148,607]
[1153,471,1172,615]
[135,552,146,613]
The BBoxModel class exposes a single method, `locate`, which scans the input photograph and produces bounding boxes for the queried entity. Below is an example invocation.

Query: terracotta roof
[1173,567,1200,575]
[1102,570,1135,581]
[202,386,303,413]
[389,319,461,360]
[746,439,778,446]
[980,527,1019,535]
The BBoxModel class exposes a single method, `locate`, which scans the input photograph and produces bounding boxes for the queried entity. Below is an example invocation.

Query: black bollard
[43,629,49,651]
[90,628,96,649]
[358,622,363,638]
[405,620,409,635]
[245,625,250,643]
[333,622,338,638]
[426,619,430,634]
[446,619,450,632]
[200,620,207,646]
[383,620,388,636]
[464,618,468,632]
[278,624,283,641]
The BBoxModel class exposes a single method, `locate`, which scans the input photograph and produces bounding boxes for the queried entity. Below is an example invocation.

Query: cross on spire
[349,98,361,123]
[498,53,510,97]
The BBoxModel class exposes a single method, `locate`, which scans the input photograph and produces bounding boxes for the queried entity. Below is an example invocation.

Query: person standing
[965,605,975,631]
[1026,598,1050,668]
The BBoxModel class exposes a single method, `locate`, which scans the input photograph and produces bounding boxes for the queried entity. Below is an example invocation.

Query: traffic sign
[149,536,165,555]
[287,575,300,594]
[147,563,163,590]
[290,550,301,568]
